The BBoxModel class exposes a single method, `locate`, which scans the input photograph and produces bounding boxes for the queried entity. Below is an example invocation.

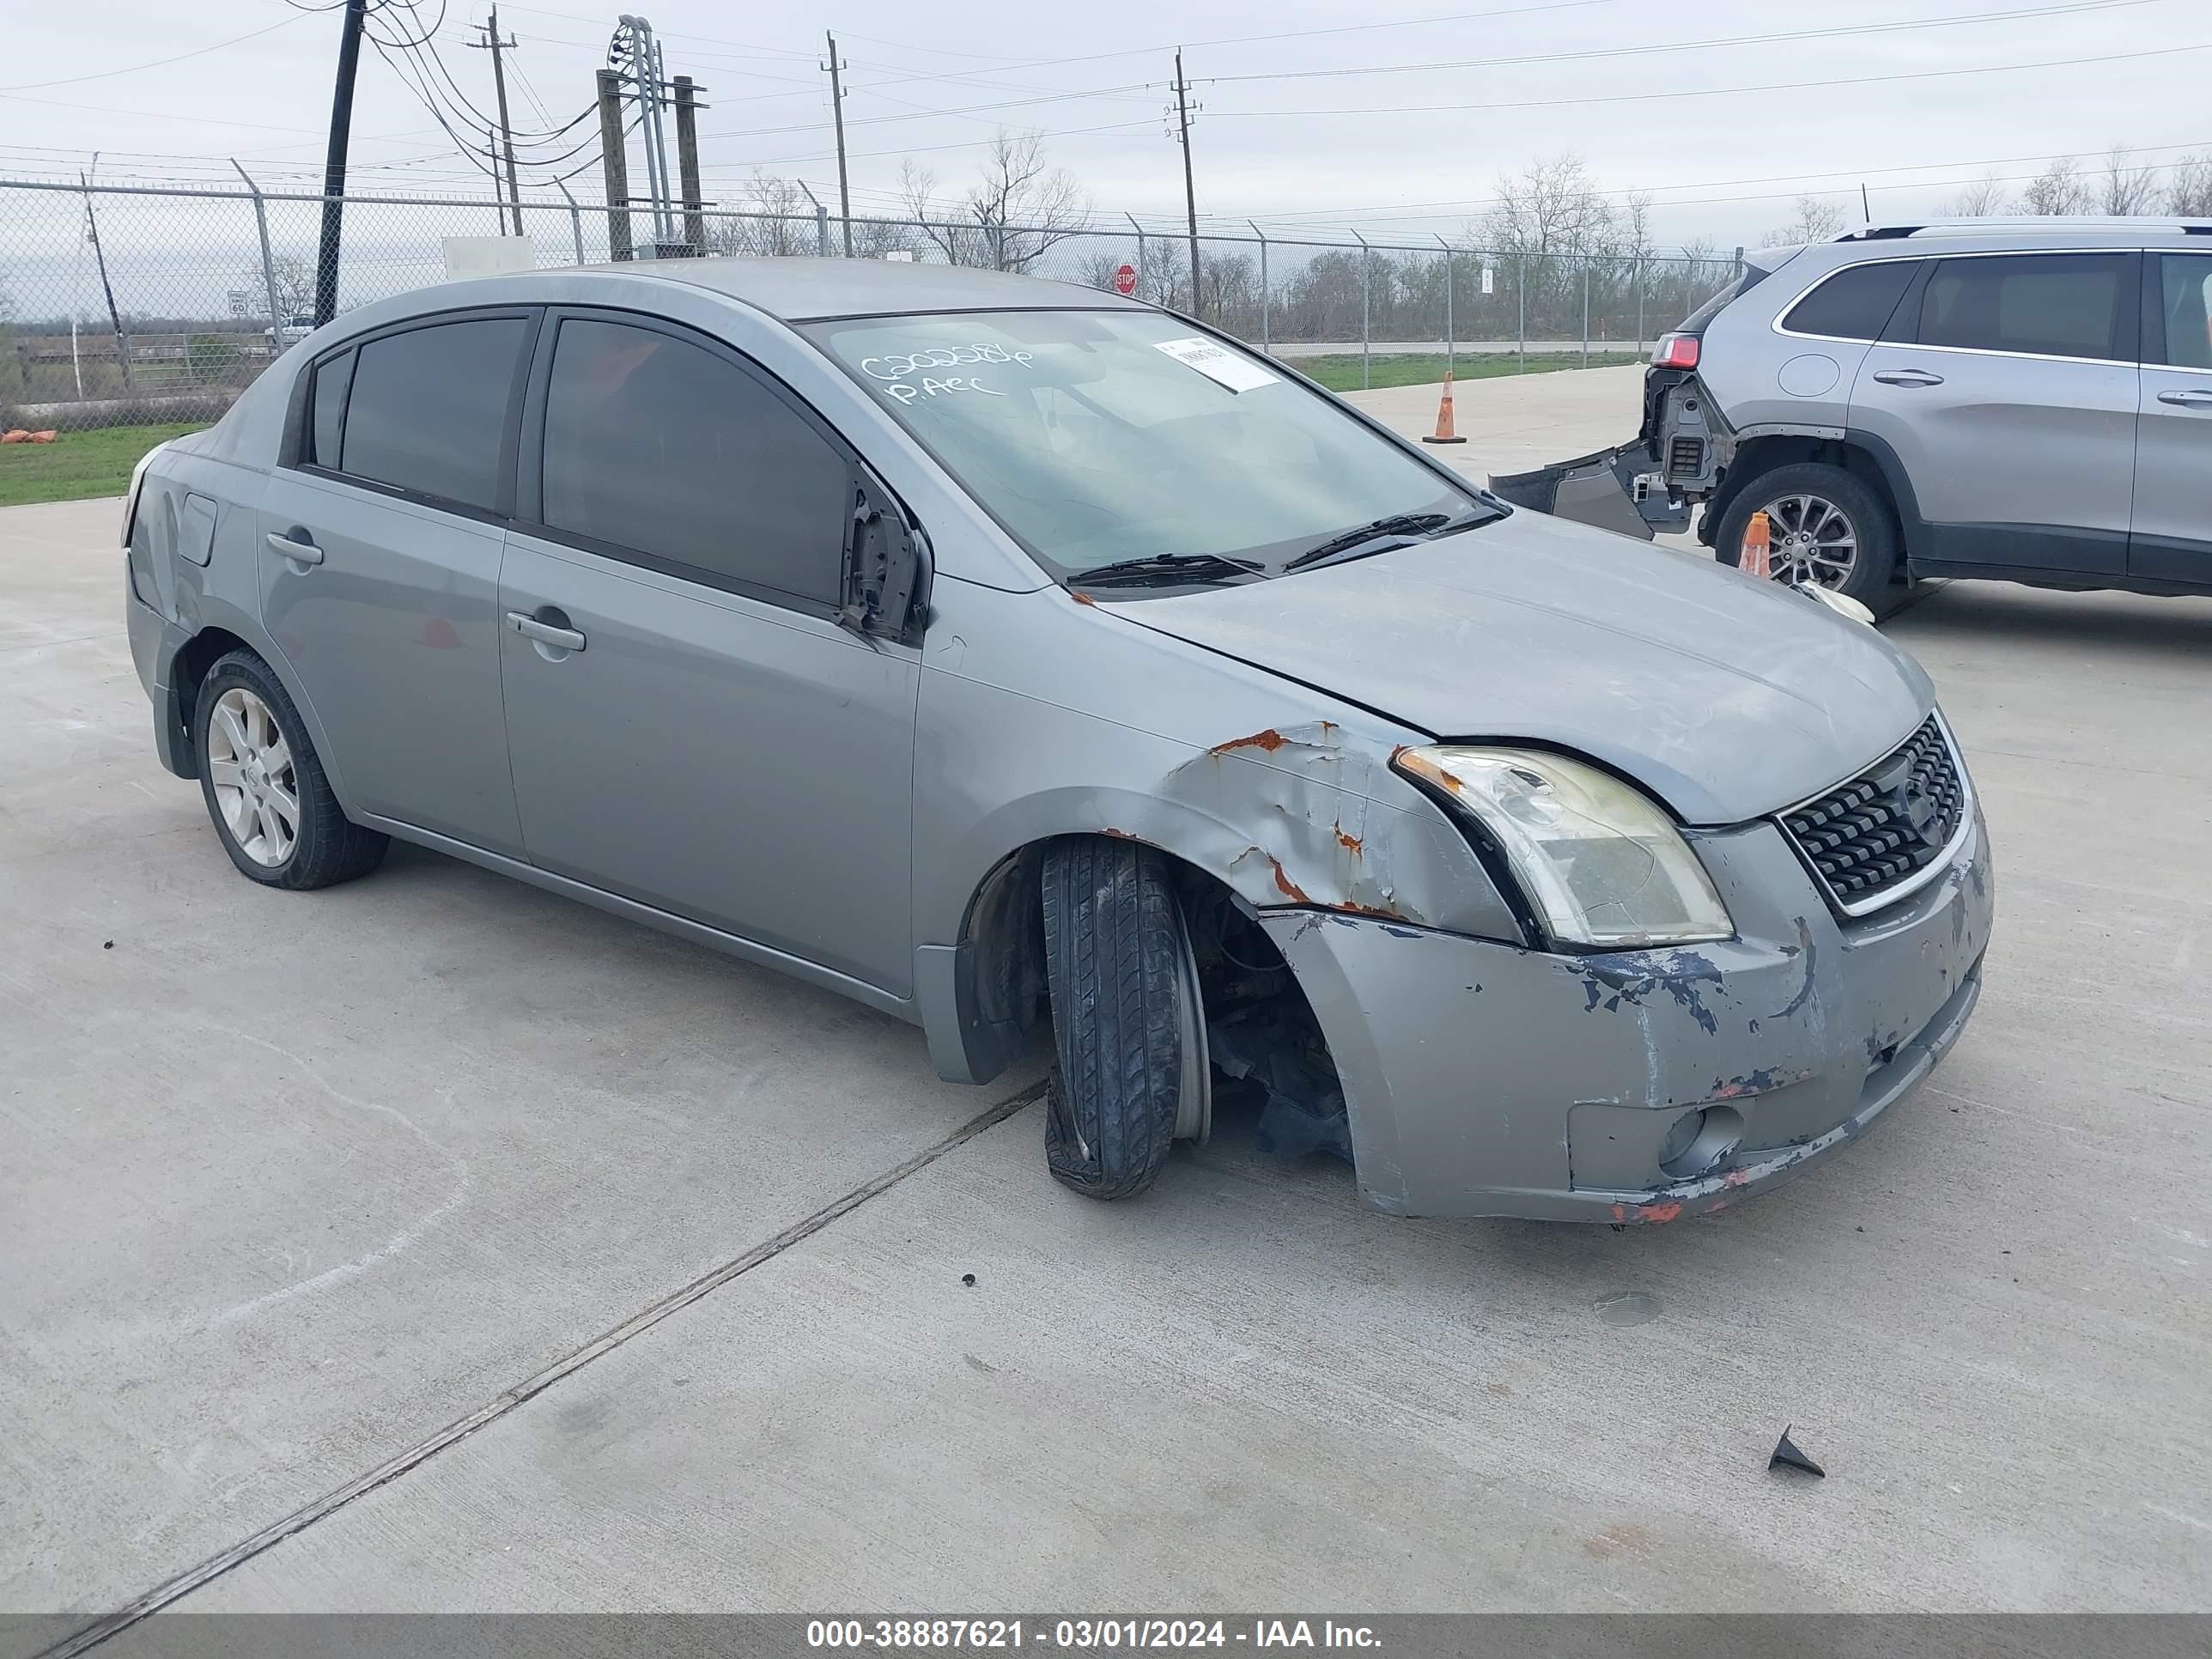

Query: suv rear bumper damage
[1258,810,1992,1221]
[1486,370,1735,543]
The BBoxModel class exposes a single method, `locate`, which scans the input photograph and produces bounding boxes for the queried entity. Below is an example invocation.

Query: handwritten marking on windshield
[884,374,1006,404]
[860,344,1035,381]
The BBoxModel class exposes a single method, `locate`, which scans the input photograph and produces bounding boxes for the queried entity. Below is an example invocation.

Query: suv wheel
[1040,836,1209,1201]
[194,648,388,890]
[1715,463,1897,605]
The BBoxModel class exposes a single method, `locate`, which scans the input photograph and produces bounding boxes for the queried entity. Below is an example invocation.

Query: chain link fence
[0,178,1743,436]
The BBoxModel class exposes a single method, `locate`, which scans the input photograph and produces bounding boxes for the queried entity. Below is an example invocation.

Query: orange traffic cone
[1741,508,1772,580]
[1420,369,1467,445]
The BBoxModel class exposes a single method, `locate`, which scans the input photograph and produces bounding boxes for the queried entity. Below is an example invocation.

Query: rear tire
[194,648,387,890]
[1040,837,1201,1201]
[1715,462,1897,607]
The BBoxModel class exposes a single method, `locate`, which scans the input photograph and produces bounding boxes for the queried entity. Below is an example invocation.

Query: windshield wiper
[1067,552,1265,588]
[1283,509,1490,573]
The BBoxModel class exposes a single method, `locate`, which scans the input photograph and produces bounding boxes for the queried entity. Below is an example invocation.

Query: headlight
[1392,746,1733,949]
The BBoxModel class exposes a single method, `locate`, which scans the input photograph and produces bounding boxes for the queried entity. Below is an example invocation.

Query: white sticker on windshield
[1152,336,1279,392]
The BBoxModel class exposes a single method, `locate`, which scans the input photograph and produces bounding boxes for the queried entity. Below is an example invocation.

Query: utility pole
[824,32,853,258]
[313,0,369,325]
[80,162,133,392]
[1171,51,1201,319]
[673,75,706,255]
[595,68,633,261]
[468,3,524,235]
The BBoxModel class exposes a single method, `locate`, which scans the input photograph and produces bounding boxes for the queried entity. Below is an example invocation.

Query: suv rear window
[1782,261,1919,341]
[1915,253,2130,362]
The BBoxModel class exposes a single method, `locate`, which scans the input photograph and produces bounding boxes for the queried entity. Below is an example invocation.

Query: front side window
[1782,261,1919,341]
[2157,254,2212,370]
[803,309,1490,585]
[538,318,850,606]
[337,317,527,511]
[1915,253,2128,362]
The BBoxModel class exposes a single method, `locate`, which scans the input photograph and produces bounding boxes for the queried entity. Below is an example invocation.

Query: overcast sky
[1,0,2203,248]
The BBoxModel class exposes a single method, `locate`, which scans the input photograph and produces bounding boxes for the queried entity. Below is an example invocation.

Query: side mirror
[843,487,931,647]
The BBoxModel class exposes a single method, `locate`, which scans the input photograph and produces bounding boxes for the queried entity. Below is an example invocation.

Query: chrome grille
[1780,717,1966,911]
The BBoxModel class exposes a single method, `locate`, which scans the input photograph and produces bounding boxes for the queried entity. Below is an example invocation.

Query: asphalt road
[4,368,2208,1646]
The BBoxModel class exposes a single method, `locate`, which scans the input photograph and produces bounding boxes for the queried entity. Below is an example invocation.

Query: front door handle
[2157,387,2212,408]
[507,611,586,653]
[265,530,324,565]
[1872,368,1945,387]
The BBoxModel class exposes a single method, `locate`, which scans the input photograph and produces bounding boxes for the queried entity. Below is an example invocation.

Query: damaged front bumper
[1259,809,1992,1222]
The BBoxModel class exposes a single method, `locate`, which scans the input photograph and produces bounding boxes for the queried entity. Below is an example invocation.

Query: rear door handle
[1872,368,1945,387]
[507,611,586,652]
[2157,387,2212,407]
[265,530,324,565]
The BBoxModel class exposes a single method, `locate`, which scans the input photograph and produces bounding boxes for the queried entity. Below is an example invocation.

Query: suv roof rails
[1838,216,2212,240]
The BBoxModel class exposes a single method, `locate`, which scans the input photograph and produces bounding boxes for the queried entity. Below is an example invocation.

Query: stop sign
[1112,263,1138,296]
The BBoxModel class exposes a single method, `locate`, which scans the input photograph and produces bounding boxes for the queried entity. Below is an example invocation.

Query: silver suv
[1499,217,2212,605]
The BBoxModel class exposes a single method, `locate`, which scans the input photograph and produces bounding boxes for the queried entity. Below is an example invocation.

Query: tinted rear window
[338,318,526,512]
[1916,253,2128,361]
[1783,261,1918,341]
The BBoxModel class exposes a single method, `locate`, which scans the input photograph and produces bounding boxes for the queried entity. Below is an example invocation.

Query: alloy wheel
[206,687,299,867]
[1752,493,1858,588]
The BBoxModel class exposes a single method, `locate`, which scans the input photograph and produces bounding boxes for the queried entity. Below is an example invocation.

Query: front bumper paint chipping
[1261,811,1993,1221]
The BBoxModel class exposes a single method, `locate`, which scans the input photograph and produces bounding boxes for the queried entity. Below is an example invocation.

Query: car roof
[613,255,1149,322]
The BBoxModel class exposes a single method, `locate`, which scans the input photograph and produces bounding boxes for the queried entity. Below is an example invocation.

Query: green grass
[0,422,206,507]
[1281,350,1639,392]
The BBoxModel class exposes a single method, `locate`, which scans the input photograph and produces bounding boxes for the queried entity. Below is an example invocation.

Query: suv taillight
[1650,333,1700,369]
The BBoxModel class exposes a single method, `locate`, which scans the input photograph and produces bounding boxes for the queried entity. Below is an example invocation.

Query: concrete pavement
[4,368,2209,1640]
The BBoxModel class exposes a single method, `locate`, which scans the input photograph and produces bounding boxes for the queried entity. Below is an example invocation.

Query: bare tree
[847,216,920,259]
[2100,143,2160,214]
[1477,153,1618,259]
[702,172,815,258]
[2169,152,2212,216]
[240,255,313,318]
[2022,155,2088,216]
[1946,173,2010,216]
[1619,190,1656,265]
[898,131,1091,272]
[1762,194,1847,246]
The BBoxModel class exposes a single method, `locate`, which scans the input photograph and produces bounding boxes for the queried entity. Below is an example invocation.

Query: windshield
[803,309,1491,586]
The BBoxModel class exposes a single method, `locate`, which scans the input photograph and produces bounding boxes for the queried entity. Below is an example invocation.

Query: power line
[0,11,309,91]
[1200,0,2163,86]
[1210,41,2210,120]
[693,82,1158,145]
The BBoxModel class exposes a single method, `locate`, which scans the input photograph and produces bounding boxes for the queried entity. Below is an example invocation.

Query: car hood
[1115,510,1935,825]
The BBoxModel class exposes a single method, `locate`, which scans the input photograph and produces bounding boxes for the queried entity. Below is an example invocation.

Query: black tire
[193,648,387,890]
[1714,461,1898,607]
[1040,837,1198,1201]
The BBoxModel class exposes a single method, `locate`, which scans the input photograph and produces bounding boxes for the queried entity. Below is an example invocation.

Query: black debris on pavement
[1770,1425,1826,1478]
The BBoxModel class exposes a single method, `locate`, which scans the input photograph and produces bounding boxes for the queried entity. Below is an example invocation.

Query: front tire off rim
[1753,493,1857,588]
[206,686,299,867]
